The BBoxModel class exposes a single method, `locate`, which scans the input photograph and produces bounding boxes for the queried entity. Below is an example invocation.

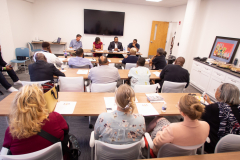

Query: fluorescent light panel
[146,0,162,2]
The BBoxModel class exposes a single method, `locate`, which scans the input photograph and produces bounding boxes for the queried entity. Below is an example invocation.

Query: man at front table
[88,56,120,84]
[107,37,124,58]
[69,34,82,49]
[68,48,93,68]
[127,39,140,52]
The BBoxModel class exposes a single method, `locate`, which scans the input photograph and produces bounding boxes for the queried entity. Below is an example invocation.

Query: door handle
[151,41,153,43]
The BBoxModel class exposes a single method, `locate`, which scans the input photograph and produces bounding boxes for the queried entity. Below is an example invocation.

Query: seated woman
[94,84,146,144]
[202,83,240,153]
[147,95,209,156]
[93,37,103,57]
[3,84,69,156]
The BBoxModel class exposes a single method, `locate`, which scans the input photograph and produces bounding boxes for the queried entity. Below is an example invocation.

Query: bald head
[99,56,109,66]
[175,57,185,67]
[35,53,47,62]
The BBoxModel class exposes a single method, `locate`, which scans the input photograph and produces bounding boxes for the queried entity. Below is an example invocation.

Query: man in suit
[122,48,139,64]
[159,57,189,91]
[107,37,124,58]
[29,53,65,82]
[0,45,21,92]
[88,56,120,84]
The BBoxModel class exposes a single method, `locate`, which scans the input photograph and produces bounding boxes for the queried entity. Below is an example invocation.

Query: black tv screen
[84,9,125,36]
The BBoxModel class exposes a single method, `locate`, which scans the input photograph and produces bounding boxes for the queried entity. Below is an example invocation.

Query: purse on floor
[38,129,81,160]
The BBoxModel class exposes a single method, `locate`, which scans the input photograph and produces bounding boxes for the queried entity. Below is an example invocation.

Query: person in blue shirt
[69,34,82,49]
[68,48,93,68]
[127,39,140,52]
[122,48,139,64]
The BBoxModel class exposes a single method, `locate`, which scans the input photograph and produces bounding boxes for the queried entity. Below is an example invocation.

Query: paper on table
[60,70,66,72]
[89,58,96,62]
[55,101,76,114]
[136,103,159,116]
[96,50,104,52]
[59,58,66,62]
[104,97,139,113]
[153,72,160,77]
[108,59,111,62]
[119,60,122,62]
[77,70,88,74]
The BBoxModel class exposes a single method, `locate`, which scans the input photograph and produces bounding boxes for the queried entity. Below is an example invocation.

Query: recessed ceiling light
[146,0,162,2]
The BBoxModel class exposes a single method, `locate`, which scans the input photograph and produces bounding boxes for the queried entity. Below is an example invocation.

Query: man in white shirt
[128,57,151,89]
[33,42,62,67]
[88,56,120,83]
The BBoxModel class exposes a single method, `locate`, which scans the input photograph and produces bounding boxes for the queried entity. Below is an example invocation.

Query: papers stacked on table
[146,93,165,103]
[77,70,88,74]
[152,72,160,77]
[89,58,96,62]
[136,103,159,116]
[55,101,76,114]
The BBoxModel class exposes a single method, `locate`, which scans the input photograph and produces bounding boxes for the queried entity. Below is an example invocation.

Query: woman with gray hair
[202,83,240,153]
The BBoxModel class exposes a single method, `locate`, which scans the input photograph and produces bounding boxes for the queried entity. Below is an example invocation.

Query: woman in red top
[3,84,69,158]
[93,37,103,57]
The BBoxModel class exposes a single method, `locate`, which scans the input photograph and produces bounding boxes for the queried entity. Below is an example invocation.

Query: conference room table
[0,92,200,116]
[59,68,160,80]
[141,151,240,160]
[65,49,142,56]
[58,56,150,65]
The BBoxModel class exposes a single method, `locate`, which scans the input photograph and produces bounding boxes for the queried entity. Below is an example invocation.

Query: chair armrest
[1,147,9,155]
[141,137,145,148]
[89,131,95,148]
[206,137,210,143]
[145,133,154,149]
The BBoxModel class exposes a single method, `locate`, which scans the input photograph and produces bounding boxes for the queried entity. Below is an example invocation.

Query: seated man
[29,53,65,82]
[33,42,62,67]
[69,34,82,49]
[122,48,138,64]
[68,48,93,68]
[88,56,120,84]
[159,57,189,89]
[0,46,21,92]
[150,48,167,70]
[128,57,151,89]
[107,37,124,58]
[127,39,140,52]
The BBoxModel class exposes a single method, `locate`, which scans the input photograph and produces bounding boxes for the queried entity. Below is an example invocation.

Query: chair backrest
[91,82,117,93]
[0,142,63,160]
[69,65,90,69]
[161,81,187,93]
[21,80,51,86]
[134,84,158,93]
[15,48,30,58]
[59,77,84,92]
[157,143,203,158]
[27,42,34,51]
[94,138,145,160]
[214,134,240,153]
[125,63,136,70]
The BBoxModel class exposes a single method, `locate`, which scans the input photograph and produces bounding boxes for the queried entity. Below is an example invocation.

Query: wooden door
[148,21,169,56]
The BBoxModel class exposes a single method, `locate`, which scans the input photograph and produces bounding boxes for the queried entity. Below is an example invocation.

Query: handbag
[38,129,81,160]
[43,84,58,113]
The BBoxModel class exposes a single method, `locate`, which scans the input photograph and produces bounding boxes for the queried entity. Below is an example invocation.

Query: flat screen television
[84,9,125,36]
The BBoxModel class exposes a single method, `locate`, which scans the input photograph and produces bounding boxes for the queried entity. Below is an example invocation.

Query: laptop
[53,37,61,44]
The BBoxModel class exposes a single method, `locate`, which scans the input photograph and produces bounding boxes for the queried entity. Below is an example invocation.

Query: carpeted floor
[0,66,201,160]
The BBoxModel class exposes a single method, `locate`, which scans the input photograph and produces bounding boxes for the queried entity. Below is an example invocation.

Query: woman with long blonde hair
[94,84,146,144]
[3,84,68,155]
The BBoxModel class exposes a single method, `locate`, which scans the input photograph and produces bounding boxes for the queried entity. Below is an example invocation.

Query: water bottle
[162,103,167,112]
[123,47,125,53]
[64,50,67,58]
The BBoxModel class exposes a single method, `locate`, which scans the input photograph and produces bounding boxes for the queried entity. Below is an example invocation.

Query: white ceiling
[89,0,188,7]
[45,0,189,8]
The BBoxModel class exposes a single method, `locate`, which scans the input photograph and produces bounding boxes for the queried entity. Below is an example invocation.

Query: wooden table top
[32,41,67,45]
[141,152,240,160]
[65,49,142,55]
[0,92,199,116]
[60,68,160,80]
[58,56,150,64]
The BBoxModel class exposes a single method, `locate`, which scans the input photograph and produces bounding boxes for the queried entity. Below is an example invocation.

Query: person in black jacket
[28,53,65,82]
[122,48,138,64]
[159,57,189,89]
[149,48,167,70]
[0,45,21,92]
[202,83,240,153]
[107,37,124,58]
